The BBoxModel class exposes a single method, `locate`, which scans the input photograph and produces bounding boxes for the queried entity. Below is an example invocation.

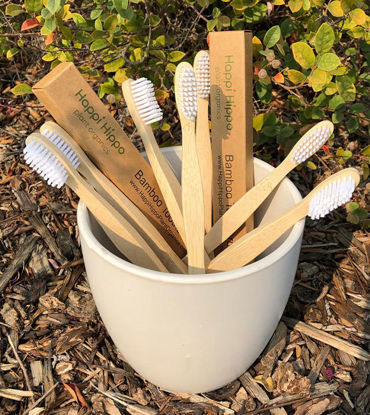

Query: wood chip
[308,345,330,384]
[0,235,39,293]
[284,318,370,361]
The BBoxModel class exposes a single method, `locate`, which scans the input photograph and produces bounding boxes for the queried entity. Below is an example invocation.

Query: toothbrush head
[290,120,334,165]
[175,62,197,122]
[194,50,210,99]
[41,126,80,170]
[23,133,77,189]
[307,168,360,220]
[129,78,163,125]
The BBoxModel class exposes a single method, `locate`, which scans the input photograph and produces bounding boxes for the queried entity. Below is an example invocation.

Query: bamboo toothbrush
[175,62,205,274]
[194,50,212,233]
[39,122,187,274]
[121,78,185,244]
[205,120,334,254]
[208,168,360,272]
[24,133,168,273]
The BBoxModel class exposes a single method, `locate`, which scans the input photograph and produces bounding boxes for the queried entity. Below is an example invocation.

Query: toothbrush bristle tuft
[178,66,197,121]
[130,78,163,125]
[195,52,210,99]
[308,175,356,220]
[23,139,68,188]
[291,122,333,164]
[42,128,80,170]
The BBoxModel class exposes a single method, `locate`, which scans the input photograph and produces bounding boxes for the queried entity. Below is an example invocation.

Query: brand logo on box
[74,89,125,155]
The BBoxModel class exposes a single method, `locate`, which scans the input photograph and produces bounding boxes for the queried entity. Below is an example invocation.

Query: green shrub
[2,0,369,168]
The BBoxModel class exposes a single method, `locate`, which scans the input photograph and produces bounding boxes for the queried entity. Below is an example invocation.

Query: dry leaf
[272,362,311,396]
[63,383,89,408]
[254,375,274,392]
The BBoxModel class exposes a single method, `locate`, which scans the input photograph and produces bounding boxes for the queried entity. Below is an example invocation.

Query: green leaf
[90,9,103,20]
[350,103,365,114]
[315,23,335,54]
[332,111,344,123]
[5,4,24,16]
[347,117,359,132]
[60,25,72,42]
[168,51,185,62]
[288,0,303,13]
[11,83,32,95]
[161,122,171,131]
[306,161,317,170]
[361,145,370,156]
[72,13,86,26]
[90,39,109,51]
[291,42,316,69]
[329,95,345,111]
[25,0,43,13]
[355,208,368,220]
[42,51,58,61]
[44,17,57,33]
[114,0,129,17]
[104,58,124,72]
[207,19,217,31]
[281,18,293,38]
[328,1,343,17]
[318,53,340,71]
[336,76,356,102]
[309,69,328,91]
[350,8,366,25]
[348,202,359,212]
[347,213,360,224]
[287,69,306,84]
[47,0,61,15]
[150,14,161,27]
[114,68,128,83]
[75,31,92,44]
[362,161,369,181]
[325,82,337,95]
[253,114,265,131]
[304,106,325,119]
[263,25,281,48]
[103,15,118,32]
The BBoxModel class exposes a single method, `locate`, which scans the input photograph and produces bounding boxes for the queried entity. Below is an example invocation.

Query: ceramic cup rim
[77,154,305,285]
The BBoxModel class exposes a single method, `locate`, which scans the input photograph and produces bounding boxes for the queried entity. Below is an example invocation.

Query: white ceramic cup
[77,147,305,393]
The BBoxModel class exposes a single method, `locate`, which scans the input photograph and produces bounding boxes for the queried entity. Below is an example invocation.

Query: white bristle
[308,176,356,220]
[195,53,210,99]
[41,128,80,170]
[290,123,332,164]
[23,139,69,189]
[178,67,197,121]
[130,78,163,125]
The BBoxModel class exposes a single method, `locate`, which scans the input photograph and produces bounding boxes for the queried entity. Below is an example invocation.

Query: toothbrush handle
[205,161,294,253]
[182,122,206,274]
[122,81,185,243]
[207,202,306,272]
[80,157,187,274]
[196,98,212,234]
[140,126,186,241]
[70,173,168,272]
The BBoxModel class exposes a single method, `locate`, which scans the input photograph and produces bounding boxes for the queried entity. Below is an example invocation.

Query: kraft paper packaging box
[33,63,185,257]
[209,31,254,251]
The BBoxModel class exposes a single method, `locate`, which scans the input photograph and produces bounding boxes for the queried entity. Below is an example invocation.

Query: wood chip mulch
[0,93,369,415]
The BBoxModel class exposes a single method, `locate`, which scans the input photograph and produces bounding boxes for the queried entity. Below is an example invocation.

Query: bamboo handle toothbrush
[205,120,334,254]
[175,62,206,274]
[194,51,212,233]
[208,168,360,272]
[24,133,168,273]
[39,122,186,274]
[121,78,186,244]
